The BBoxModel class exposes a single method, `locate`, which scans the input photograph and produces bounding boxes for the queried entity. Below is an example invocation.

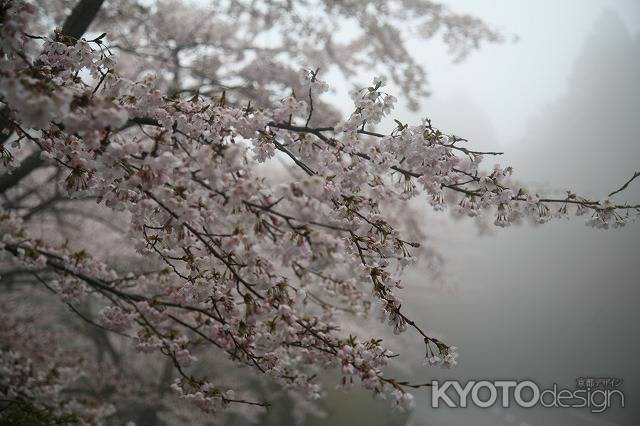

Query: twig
[609,171,640,197]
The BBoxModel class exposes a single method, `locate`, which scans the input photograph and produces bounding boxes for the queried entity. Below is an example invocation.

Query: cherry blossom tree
[1,0,638,424]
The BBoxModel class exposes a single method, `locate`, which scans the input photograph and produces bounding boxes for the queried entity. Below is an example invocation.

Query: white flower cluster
[0,311,116,424]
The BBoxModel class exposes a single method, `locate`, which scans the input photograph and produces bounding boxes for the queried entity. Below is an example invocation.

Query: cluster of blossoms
[0,307,116,424]
[1,0,638,419]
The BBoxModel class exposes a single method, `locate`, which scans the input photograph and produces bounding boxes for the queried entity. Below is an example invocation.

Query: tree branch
[61,0,106,40]
[0,152,45,195]
[609,171,640,198]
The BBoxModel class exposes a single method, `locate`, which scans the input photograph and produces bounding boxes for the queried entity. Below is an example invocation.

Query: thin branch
[271,139,316,176]
[609,171,640,198]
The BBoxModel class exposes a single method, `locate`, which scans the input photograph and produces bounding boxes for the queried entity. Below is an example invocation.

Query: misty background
[310,1,640,425]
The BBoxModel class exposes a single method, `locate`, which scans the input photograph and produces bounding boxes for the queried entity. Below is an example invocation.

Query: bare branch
[61,0,106,40]
[0,152,45,195]
[609,171,640,198]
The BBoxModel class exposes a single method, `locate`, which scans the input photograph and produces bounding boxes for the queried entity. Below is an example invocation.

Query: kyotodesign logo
[430,378,624,413]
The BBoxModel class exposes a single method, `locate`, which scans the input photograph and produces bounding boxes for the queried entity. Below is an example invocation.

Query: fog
[389,2,640,425]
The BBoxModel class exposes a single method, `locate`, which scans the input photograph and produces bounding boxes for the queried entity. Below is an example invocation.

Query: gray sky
[407,0,640,146]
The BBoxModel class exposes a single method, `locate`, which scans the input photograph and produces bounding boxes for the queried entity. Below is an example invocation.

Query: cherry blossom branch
[267,121,640,212]
[1,5,637,415]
